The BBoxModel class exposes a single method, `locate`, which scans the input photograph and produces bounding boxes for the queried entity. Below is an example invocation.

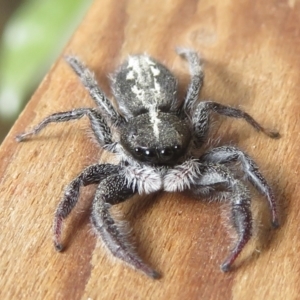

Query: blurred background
[0,0,92,143]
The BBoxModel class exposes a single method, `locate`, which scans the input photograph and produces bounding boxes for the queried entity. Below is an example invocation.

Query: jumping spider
[17,48,280,278]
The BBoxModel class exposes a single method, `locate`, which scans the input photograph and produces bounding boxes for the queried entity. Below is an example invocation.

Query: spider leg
[91,174,160,279]
[164,160,252,272]
[221,191,252,272]
[200,146,279,228]
[65,56,121,124]
[16,108,114,148]
[193,101,280,139]
[176,48,204,113]
[177,49,278,138]
[53,164,121,251]
[194,164,252,272]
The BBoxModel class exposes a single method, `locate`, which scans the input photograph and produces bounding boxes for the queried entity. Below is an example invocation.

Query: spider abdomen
[111,55,179,118]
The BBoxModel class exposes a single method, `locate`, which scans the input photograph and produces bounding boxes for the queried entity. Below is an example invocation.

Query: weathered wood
[1,0,299,299]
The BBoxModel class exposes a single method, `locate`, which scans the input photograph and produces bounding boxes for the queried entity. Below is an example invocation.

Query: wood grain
[1,0,299,299]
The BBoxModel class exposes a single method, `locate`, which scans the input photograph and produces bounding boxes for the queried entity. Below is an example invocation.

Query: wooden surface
[1,0,300,299]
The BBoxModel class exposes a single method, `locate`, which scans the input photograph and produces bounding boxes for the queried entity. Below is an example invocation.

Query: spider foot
[16,132,32,142]
[137,258,162,279]
[265,129,280,139]
[54,242,64,252]
[220,262,231,273]
[148,269,161,279]
[272,218,280,229]
[220,251,239,273]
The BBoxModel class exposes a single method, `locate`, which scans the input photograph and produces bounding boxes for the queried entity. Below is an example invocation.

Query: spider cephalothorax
[17,48,280,278]
[120,112,191,165]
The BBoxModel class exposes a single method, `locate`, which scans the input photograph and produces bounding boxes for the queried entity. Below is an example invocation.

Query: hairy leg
[178,50,279,139]
[194,101,280,138]
[200,146,279,228]
[164,160,253,272]
[91,174,160,279]
[176,48,204,113]
[65,56,121,124]
[53,164,121,251]
[16,108,114,148]
[193,163,253,272]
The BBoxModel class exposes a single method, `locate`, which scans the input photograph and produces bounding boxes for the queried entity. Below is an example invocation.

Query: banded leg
[16,108,113,148]
[53,164,121,251]
[91,174,160,279]
[200,146,279,228]
[192,163,252,272]
[177,48,204,113]
[65,56,120,124]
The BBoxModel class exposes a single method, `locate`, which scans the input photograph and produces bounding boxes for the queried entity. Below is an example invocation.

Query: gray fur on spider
[16,48,280,278]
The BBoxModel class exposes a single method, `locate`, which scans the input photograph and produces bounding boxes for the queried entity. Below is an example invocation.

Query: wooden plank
[0,0,299,299]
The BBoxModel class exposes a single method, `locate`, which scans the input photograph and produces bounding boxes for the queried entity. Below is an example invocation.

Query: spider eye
[160,148,173,157]
[144,149,155,157]
[173,145,181,151]
[133,147,156,160]
[134,147,143,156]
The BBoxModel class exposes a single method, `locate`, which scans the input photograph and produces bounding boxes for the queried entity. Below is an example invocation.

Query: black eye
[134,147,143,156]
[160,148,173,157]
[173,145,181,151]
[144,149,155,157]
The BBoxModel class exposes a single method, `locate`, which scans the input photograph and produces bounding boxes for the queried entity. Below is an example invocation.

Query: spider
[16,48,280,278]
